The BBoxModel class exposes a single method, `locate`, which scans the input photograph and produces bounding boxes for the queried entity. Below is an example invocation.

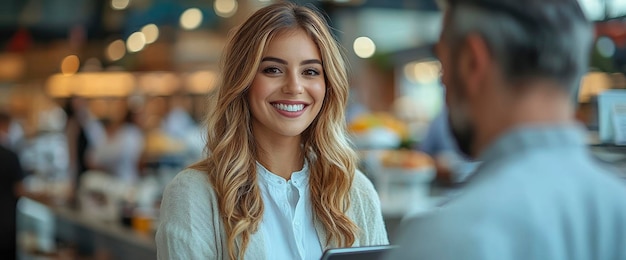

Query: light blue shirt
[388,124,626,260]
[256,161,323,260]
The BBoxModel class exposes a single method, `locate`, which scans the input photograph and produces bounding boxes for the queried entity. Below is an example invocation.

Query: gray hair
[442,0,593,94]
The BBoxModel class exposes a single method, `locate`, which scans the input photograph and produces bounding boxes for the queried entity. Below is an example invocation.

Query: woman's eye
[263,67,281,74]
[303,69,320,76]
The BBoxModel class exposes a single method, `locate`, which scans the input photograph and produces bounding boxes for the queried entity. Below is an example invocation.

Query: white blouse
[256,161,323,260]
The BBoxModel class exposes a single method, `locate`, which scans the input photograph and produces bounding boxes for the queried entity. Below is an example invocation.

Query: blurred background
[0,0,625,259]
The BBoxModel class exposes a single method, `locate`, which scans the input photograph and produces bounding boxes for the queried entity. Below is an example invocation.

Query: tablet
[320,245,397,260]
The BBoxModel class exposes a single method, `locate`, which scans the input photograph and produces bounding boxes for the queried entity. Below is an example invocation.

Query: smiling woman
[248,29,326,142]
[155,2,388,260]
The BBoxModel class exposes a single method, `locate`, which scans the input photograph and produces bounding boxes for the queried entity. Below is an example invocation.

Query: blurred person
[159,94,197,140]
[156,3,388,259]
[154,95,203,165]
[418,108,479,185]
[64,97,92,175]
[64,96,92,201]
[3,89,73,216]
[87,98,144,184]
[387,0,626,259]
[0,111,25,259]
[136,95,198,174]
[161,95,204,162]
[161,102,204,166]
[5,114,23,150]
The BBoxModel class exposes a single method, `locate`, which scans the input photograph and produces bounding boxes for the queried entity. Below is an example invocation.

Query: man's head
[435,0,593,158]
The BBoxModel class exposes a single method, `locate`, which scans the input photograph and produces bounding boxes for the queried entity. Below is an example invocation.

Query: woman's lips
[271,102,308,118]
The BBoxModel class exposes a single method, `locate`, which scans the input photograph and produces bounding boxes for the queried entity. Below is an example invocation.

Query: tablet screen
[320,245,397,260]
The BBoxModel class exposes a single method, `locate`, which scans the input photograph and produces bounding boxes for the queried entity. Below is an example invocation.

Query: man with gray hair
[386,0,626,259]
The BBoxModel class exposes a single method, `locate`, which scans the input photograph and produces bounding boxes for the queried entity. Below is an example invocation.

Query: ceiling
[0,0,438,47]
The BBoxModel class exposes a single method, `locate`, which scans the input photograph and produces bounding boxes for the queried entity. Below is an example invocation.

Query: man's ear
[457,33,492,98]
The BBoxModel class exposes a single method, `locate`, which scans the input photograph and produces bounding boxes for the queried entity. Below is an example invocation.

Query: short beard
[448,107,475,159]
[446,65,476,159]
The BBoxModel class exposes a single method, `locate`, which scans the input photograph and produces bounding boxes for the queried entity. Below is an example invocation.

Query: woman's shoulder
[349,170,379,201]
[159,168,220,227]
[173,167,210,181]
[347,169,389,246]
[163,168,216,201]
[157,168,224,259]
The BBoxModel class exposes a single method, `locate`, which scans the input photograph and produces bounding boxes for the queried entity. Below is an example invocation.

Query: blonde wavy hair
[191,2,359,259]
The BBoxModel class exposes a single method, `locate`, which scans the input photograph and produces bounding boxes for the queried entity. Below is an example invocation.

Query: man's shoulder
[439,154,626,225]
[388,206,495,259]
[483,151,626,194]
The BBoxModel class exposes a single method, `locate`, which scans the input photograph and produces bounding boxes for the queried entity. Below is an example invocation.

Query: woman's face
[248,29,326,140]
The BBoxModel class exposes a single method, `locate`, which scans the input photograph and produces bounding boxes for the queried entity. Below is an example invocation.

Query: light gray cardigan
[155,168,389,259]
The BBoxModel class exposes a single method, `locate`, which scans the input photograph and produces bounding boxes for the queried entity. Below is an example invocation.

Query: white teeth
[273,103,305,112]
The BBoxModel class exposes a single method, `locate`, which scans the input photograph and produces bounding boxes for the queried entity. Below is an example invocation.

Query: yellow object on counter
[348,112,409,140]
[380,150,434,169]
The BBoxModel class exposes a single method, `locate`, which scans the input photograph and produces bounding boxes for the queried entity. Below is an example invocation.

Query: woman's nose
[282,73,304,94]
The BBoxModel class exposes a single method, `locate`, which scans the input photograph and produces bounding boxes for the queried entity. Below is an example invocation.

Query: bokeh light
[353,36,376,58]
[597,36,616,58]
[127,32,147,53]
[141,24,159,44]
[186,70,217,94]
[404,60,441,84]
[106,39,126,61]
[61,55,80,75]
[111,0,130,10]
[180,8,203,30]
[214,0,238,18]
